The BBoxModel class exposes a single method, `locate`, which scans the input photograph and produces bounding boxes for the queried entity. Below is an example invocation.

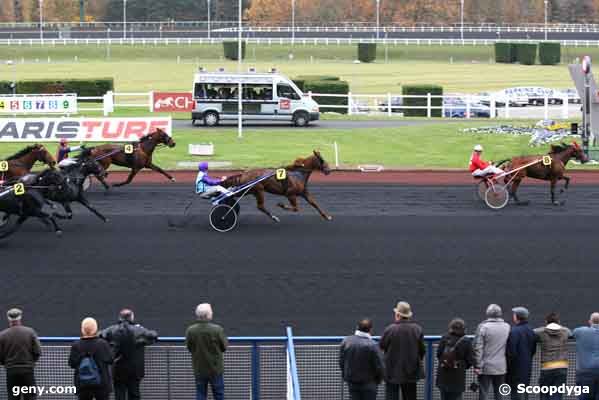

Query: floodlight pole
[544,0,548,41]
[207,0,211,39]
[39,0,43,43]
[583,56,592,155]
[376,0,380,40]
[460,0,464,41]
[291,0,295,45]
[123,0,127,39]
[238,0,243,139]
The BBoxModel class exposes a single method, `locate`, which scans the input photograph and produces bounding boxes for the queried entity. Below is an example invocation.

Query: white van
[191,69,320,127]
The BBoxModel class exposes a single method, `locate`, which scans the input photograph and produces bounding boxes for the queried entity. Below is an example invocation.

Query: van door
[275,83,301,121]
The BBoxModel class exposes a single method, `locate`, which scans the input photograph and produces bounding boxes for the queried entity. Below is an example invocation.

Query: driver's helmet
[473,144,484,152]
[198,162,209,172]
[60,138,68,146]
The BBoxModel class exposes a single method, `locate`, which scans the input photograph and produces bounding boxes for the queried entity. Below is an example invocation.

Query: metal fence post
[251,341,260,400]
[562,94,569,119]
[425,340,434,400]
[466,95,471,119]
[387,92,392,117]
[347,92,352,115]
[544,93,549,119]
[426,93,431,118]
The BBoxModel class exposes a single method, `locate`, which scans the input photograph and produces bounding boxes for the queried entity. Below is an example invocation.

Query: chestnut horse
[89,128,176,188]
[499,142,588,205]
[1,144,56,184]
[221,150,332,222]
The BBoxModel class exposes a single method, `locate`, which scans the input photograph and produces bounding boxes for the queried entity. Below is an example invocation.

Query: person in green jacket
[185,303,228,400]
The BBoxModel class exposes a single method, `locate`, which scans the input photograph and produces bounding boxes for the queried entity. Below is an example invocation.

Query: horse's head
[309,150,331,175]
[570,141,589,163]
[77,150,107,179]
[36,168,65,188]
[153,128,176,148]
[32,144,56,168]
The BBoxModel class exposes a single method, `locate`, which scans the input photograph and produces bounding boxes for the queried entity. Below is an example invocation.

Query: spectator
[186,303,228,400]
[534,312,571,400]
[69,318,114,400]
[506,307,536,400]
[99,309,158,400]
[436,318,474,400]
[0,308,41,400]
[573,313,599,400]
[473,304,510,400]
[339,318,385,400]
[380,301,425,400]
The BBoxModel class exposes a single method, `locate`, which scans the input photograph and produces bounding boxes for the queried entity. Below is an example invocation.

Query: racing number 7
[276,168,287,180]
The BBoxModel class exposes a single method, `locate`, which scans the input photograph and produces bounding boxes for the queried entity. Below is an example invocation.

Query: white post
[466,95,471,119]
[562,94,568,119]
[505,97,510,118]
[387,92,392,117]
[333,141,339,168]
[123,0,127,39]
[39,0,43,42]
[207,0,211,40]
[544,0,548,41]
[347,92,353,115]
[291,0,295,45]
[544,93,549,119]
[237,0,243,139]
[149,91,154,112]
[376,0,380,40]
[490,95,496,119]
[426,93,431,118]
[308,90,312,100]
[103,91,114,116]
[460,0,464,41]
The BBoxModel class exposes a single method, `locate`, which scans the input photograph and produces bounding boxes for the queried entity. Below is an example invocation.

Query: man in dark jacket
[69,318,114,400]
[185,303,228,400]
[436,318,474,400]
[339,319,385,400]
[99,309,158,400]
[506,307,536,400]
[380,301,425,400]
[0,308,41,400]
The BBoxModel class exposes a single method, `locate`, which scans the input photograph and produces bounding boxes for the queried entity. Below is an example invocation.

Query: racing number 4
[13,183,25,196]
[124,144,134,154]
[276,168,287,180]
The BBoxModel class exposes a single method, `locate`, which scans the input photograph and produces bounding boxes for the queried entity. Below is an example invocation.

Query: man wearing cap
[506,307,536,400]
[473,304,511,400]
[195,162,231,199]
[0,308,42,400]
[469,145,504,177]
[573,312,599,400]
[99,309,158,400]
[380,302,425,400]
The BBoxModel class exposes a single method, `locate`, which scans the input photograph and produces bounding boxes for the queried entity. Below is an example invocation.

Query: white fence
[64,91,579,120]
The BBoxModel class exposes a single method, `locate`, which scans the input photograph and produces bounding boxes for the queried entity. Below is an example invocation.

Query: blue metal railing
[286,327,302,400]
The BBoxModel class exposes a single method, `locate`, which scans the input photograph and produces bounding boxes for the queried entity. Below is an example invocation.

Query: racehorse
[498,142,588,205]
[88,128,176,188]
[1,144,56,183]
[221,150,332,222]
[41,149,109,222]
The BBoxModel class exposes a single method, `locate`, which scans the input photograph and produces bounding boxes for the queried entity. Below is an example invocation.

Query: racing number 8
[542,156,552,166]
[276,168,287,180]
[124,144,134,154]
[0,161,8,172]
[13,183,25,196]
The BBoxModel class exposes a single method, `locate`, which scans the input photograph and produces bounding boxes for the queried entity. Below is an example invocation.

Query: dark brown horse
[500,141,588,205]
[1,144,56,184]
[89,128,176,188]
[221,150,332,222]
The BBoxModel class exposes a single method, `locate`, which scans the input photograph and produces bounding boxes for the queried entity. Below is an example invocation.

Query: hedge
[293,75,340,92]
[401,84,443,117]
[539,42,561,65]
[303,80,350,114]
[358,43,377,63]
[514,43,537,65]
[0,79,113,97]
[223,41,246,60]
[494,42,513,64]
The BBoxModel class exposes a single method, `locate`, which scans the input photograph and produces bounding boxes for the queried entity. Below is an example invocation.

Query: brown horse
[1,144,56,184]
[221,150,332,222]
[500,141,588,205]
[89,128,176,188]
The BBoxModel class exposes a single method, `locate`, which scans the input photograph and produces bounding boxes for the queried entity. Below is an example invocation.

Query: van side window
[277,84,300,100]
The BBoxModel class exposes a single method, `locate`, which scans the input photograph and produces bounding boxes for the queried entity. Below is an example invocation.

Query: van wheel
[204,111,220,127]
[293,111,310,127]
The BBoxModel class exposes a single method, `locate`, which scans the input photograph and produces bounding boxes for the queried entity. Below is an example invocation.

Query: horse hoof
[277,203,286,209]
[272,216,280,223]
[104,218,110,223]
[170,177,177,183]
[553,201,565,206]
[325,215,333,221]
[55,230,63,237]
[67,213,73,219]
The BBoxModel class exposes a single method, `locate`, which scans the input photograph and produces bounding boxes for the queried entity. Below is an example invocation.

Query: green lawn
[0,43,591,93]
[0,121,559,169]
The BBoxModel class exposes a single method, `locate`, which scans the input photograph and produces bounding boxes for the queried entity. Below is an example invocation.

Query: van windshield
[277,84,300,100]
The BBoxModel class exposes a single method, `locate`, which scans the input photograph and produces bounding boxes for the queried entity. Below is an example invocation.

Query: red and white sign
[0,117,172,142]
[279,99,291,110]
[152,92,194,112]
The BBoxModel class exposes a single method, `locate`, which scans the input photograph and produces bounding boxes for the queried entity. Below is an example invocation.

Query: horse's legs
[61,202,73,219]
[32,209,63,235]
[254,190,280,222]
[277,195,299,212]
[301,191,333,221]
[560,176,571,193]
[112,169,140,187]
[509,178,528,205]
[550,179,564,205]
[148,162,176,182]
[96,174,111,191]
[78,196,108,222]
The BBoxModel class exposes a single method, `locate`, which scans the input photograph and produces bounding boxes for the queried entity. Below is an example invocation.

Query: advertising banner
[0,117,172,142]
[0,95,77,114]
[152,92,194,112]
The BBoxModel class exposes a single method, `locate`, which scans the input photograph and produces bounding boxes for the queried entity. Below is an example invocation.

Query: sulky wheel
[474,180,489,201]
[484,184,509,210]
[209,204,238,232]
[223,198,241,216]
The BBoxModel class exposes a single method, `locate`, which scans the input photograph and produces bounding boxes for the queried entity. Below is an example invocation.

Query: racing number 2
[13,183,25,196]
[276,168,287,180]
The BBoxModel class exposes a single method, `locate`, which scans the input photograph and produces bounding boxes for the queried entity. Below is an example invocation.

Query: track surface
[2,183,598,337]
